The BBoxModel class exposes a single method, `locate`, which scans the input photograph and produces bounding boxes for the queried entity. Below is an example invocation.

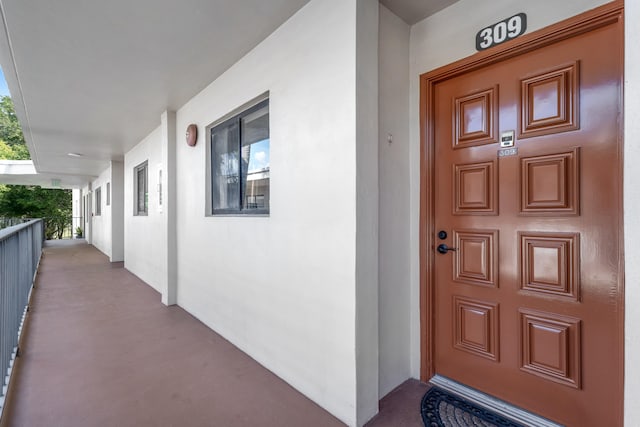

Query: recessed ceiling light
[67,152,83,157]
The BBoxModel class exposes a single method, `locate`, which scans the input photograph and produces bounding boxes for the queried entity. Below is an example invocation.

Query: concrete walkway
[1,240,427,427]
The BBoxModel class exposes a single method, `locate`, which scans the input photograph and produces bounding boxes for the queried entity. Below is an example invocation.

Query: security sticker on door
[500,130,515,148]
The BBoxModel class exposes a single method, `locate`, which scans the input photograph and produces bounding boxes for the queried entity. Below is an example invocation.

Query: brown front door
[429,8,623,427]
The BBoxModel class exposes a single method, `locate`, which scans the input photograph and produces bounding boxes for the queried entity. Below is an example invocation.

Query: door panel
[432,17,622,427]
[520,149,580,215]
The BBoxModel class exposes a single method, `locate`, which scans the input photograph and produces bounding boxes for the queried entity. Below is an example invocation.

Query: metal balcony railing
[0,218,31,230]
[1,217,84,240]
[0,219,44,415]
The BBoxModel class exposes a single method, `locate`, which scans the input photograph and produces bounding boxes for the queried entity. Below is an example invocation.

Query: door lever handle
[437,244,457,254]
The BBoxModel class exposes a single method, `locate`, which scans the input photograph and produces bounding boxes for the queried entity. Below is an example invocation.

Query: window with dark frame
[106,182,111,206]
[134,161,148,216]
[210,99,270,215]
[95,187,101,216]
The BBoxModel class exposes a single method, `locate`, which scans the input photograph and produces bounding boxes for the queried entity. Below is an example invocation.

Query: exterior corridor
[2,240,345,427]
[0,240,426,427]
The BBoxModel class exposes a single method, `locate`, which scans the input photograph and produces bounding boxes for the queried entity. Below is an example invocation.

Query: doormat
[421,387,526,427]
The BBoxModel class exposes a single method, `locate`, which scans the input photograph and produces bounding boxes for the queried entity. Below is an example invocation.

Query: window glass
[134,162,148,215]
[241,105,269,211]
[210,99,269,214]
[95,187,101,216]
[212,121,240,211]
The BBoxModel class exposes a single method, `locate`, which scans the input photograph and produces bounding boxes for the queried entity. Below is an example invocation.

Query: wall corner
[161,110,177,306]
[355,0,380,424]
[110,161,125,262]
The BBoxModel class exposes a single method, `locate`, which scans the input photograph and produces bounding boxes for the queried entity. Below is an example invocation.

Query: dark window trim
[95,187,102,216]
[134,161,148,216]
[210,98,270,216]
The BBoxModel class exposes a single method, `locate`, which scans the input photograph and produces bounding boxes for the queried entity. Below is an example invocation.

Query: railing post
[0,219,44,418]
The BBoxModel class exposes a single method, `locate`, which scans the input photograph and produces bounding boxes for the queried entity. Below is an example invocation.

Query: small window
[210,98,269,215]
[158,169,163,207]
[106,182,111,206]
[95,187,102,216]
[134,161,148,216]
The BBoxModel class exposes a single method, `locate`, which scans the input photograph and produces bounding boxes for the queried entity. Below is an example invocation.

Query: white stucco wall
[624,0,639,424]
[355,1,379,423]
[88,162,124,262]
[114,1,632,425]
[71,188,82,237]
[172,0,369,424]
[407,0,613,380]
[378,4,411,399]
[124,126,164,293]
[90,166,112,258]
[110,161,125,262]
[81,184,92,243]
[159,111,177,305]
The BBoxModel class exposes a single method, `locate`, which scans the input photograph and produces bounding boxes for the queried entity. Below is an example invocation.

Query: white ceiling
[381,0,458,25]
[0,0,458,188]
[0,161,88,188]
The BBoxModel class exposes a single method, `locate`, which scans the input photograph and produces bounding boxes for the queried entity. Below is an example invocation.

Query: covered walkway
[1,240,426,426]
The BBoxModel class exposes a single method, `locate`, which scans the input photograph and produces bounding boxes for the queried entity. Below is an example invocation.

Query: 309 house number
[475,13,527,51]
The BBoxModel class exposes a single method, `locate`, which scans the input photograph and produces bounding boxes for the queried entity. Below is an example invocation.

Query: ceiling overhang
[0,160,91,188]
[0,0,458,188]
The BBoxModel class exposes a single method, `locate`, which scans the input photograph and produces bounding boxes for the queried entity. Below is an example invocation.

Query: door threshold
[429,375,563,427]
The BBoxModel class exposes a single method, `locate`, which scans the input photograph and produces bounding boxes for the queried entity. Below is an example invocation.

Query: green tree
[0,95,71,238]
[0,96,30,159]
[0,140,14,159]
[0,185,71,239]
[0,139,29,159]
[0,96,27,148]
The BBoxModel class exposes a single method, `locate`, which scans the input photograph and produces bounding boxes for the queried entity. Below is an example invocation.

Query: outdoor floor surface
[1,240,427,427]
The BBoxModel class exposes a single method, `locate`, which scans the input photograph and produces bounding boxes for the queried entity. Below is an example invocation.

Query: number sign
[476,13,527,51]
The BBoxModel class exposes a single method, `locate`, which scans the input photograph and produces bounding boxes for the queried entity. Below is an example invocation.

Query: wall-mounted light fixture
[186,124,198,146]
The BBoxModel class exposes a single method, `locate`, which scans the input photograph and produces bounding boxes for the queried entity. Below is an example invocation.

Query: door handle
[437,244,457,254]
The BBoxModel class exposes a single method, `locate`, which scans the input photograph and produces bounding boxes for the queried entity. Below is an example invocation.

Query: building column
[355,0,379,424]
[160,110,177,306]
[110,161,125,262]
[86,183,93,244]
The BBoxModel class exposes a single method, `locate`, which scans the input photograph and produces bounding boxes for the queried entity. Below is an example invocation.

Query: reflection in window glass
[210,99,269,214]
